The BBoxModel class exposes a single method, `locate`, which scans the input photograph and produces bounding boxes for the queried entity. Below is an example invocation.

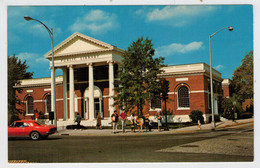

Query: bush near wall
[189,110,204,124]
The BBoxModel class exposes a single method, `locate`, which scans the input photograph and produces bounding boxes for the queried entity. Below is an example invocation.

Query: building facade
[14,33,226,127]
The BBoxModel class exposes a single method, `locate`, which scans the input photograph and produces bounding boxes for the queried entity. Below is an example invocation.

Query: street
[8,123,253,163]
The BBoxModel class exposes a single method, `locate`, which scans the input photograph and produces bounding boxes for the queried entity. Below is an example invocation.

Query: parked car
[8,120,57,140]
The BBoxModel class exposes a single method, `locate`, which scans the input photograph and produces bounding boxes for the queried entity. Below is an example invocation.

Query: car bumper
[46,128,57,135]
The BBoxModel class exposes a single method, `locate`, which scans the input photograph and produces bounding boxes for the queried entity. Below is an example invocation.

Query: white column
[88,63,95,120]
[99,97,103,118]
[85,98,89,120]
[69,65,75,121]
[108,61,115,117]
[62,68,68,120]
[50,67,56,111]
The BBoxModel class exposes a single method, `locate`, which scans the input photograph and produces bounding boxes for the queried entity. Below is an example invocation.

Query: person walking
[137,116,143,132]
[96,112,102,129]
[130,113,136,133]
[157,114,162,132]
[144,114,149,132]
[120,110,127,133]
[111,110,119,133]
[74,113,81,129]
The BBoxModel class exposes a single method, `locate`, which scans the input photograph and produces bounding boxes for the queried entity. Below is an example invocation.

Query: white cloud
[214,65,224,70]
[138,6,218,27]
[69,10,119,35]
[156,41,203,56]
[16,52,49,66]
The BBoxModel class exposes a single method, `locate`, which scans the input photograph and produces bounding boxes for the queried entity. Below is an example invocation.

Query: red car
[8,120,57,140]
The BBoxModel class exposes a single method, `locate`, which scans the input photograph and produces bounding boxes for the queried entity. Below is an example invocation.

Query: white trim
[190,90,207,93]
[149,108,162,112]
[176,77,188,81]
[171,90,209,94]
[34,100,43,103]
[26,90,33,93]
[177,107,190,110]
[44,88,51,91]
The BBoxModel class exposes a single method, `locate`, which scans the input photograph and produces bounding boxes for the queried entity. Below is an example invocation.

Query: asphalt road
[8,123,253,163]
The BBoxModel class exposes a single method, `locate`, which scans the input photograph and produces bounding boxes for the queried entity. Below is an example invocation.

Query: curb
[54,120,253,137]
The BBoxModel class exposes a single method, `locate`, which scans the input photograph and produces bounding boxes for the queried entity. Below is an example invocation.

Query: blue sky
[8,5,253,79]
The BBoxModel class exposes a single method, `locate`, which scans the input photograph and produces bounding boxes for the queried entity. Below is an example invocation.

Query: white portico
[44,32,124,123]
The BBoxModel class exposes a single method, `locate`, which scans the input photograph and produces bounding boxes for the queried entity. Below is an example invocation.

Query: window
[26,96,34,115]
[45,95,51,113]
[178,86,190,108]
[151,98,161,109]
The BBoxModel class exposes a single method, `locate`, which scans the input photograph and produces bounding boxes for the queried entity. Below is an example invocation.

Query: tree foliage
[114,37,165,116]
[231,51,253,104]
[8,54,33,124]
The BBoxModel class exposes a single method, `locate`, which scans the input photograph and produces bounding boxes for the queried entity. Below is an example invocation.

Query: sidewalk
[54,118,253,137]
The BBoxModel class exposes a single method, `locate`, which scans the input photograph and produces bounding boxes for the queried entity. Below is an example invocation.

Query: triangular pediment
[45,32,115,58]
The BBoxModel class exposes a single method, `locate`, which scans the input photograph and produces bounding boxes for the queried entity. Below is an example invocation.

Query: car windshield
[33,122,42,126]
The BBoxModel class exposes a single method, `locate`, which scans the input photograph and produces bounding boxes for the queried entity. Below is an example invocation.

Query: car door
[21,122,31,136]
[8,122,24,137]
[8,122,17,137]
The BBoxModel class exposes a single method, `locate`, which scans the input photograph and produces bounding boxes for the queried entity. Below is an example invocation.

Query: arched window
[26,96,34,115]
[178,86,190,108]
[45,94,51,113]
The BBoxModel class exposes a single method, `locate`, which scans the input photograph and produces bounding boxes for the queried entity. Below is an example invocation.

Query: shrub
[189,110,204,124]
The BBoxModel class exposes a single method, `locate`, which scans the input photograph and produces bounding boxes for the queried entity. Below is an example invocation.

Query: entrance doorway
[94,98,100,118]
[84,86,103,120]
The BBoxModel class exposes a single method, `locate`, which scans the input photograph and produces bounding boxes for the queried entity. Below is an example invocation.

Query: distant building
[14,33,229,127]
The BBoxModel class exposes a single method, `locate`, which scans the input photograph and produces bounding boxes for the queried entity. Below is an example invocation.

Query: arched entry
[84,86,103,119]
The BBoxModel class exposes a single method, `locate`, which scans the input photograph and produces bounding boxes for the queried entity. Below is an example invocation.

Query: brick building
[14,33,228,127]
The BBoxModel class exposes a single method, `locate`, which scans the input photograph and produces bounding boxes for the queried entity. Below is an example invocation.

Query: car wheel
[30,131,40,140]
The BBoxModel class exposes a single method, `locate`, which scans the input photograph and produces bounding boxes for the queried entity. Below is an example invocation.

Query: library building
[14,33,231,127]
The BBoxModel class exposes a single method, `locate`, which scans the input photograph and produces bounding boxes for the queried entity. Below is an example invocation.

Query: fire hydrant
[197,120,201,130]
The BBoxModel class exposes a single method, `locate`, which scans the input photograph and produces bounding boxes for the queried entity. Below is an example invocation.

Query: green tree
[231,51,253,104]
[114,37,165,116]
[8,54,33,124]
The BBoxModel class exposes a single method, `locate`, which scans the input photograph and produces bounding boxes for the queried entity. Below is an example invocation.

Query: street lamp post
[209,26,233,130]
[24,16,57,127]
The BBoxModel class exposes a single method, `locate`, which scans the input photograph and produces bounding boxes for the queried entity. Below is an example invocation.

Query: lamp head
[228,26,233,31]
[24,16,33,21]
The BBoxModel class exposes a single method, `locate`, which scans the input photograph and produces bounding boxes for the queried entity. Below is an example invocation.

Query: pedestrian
[74,113,81,129]
[130,113,136,133]
[96,112,102,129]
[148,119,152,132]
[232,107,235,122]
[144,114,149,132]
[120,110,127,133]
[157,114,162,132]
[137,116,143,132]
[111,110,119,133]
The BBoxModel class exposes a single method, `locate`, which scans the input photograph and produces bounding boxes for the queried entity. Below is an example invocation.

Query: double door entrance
[84,86,103,119]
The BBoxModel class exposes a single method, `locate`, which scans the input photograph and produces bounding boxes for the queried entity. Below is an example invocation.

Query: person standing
[96,112,102,129]
[144,114,149,132]
[157,114,162,132]
[111,111,119,133]
[120,110,127,133]
[130,113,136,133]
[137,116,143,132]
[74,113,81,129]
